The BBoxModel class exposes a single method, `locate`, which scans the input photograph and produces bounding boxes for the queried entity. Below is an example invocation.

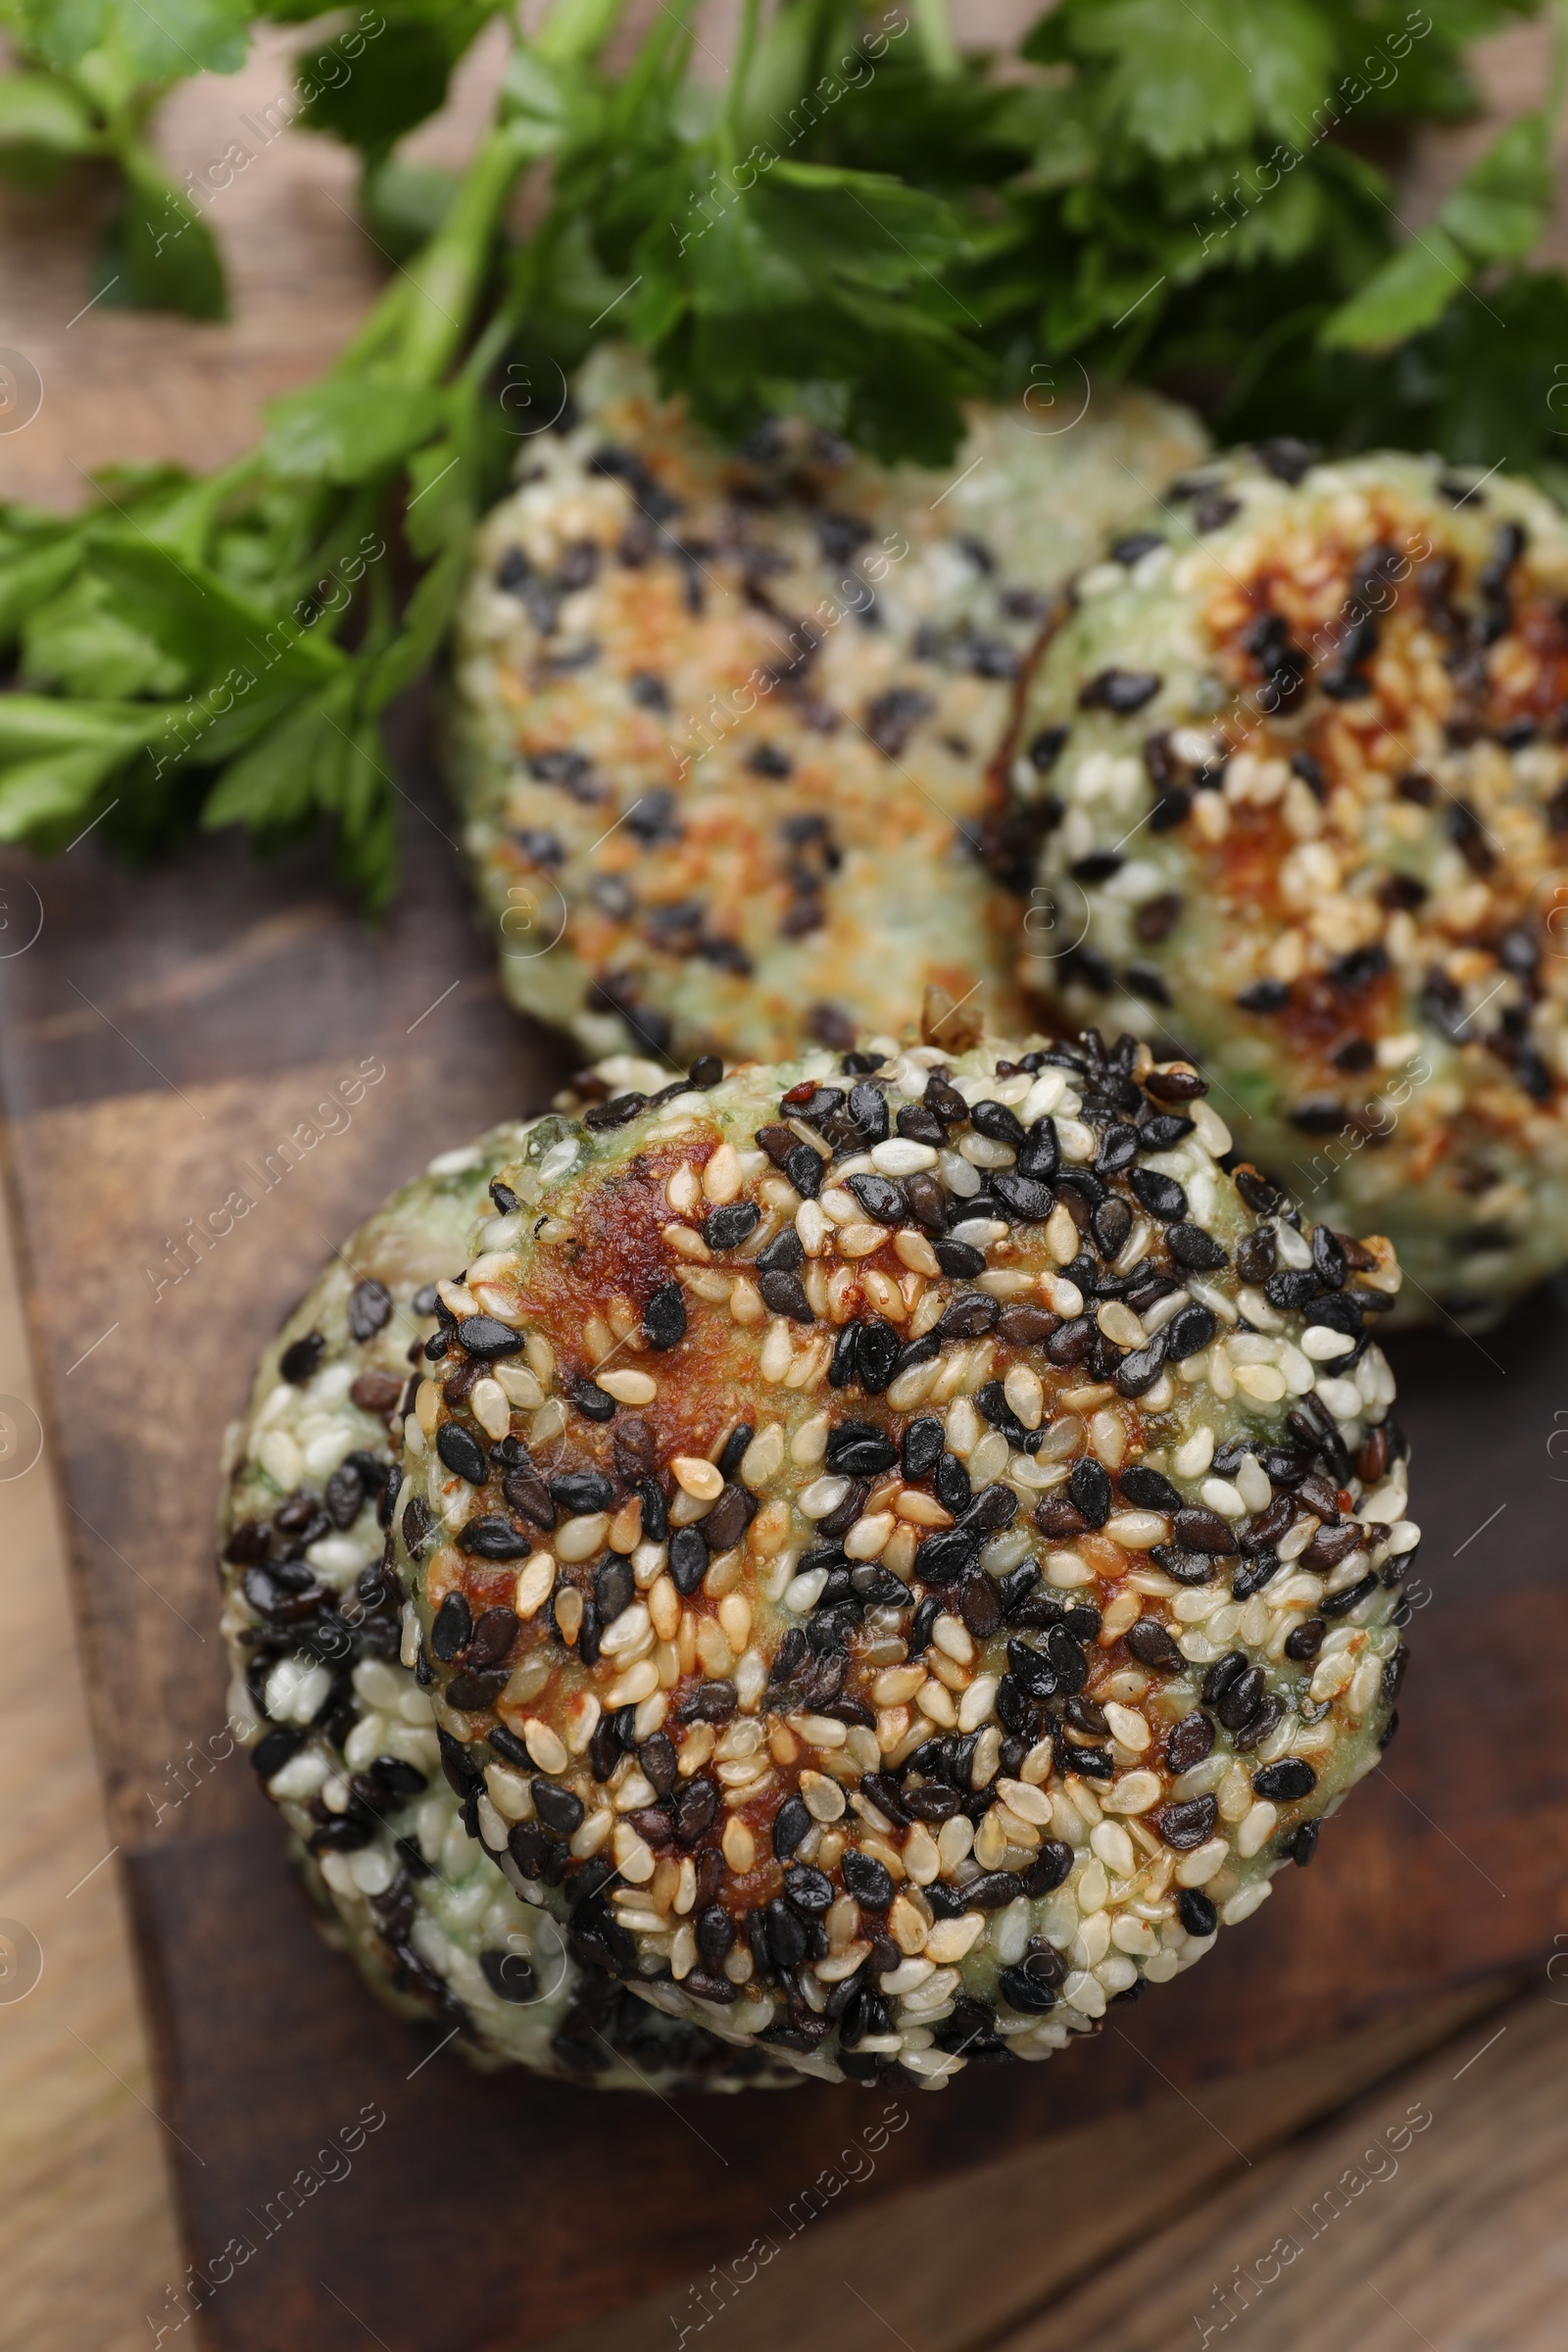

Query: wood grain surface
[999,1984,1568,2352]
[3,13,1568,2351]
[0,1146,185,2352]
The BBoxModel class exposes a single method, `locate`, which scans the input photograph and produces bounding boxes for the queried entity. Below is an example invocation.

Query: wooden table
[2,16,1567,2350]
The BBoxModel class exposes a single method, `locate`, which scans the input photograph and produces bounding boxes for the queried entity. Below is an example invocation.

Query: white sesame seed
[845,1511,895,1560]
[1170,1420,1222,1477]
[1302,1324,1356,1360]
[1173,1837,1229,1886]
[1103,1702,1151,1751]
[522,1717,567,1774]
[1221,1880,1272,1926]
[1103,1509,1167,1549]
[514,1552,556,1619]
[871,1138,938,1175]
[799,1474,851,1519]
[671,1454,724,1500]
[1090,1821,1136,1876]
[557,1511,610,1560]
[1101,1769,1161,1814]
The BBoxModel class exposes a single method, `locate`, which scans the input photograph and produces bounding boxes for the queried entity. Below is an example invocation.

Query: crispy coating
[1004,450,1568,1316]
[217,1114,798,2089]
[449,348,1205,1066]
[392,1030,1413,2086]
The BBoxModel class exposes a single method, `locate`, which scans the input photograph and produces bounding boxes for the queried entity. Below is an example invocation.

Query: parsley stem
[390,116,541,385]
[911,0,958,80]
[534,0,630,68]
[1549,0,1568,133]
[727,0,762,132]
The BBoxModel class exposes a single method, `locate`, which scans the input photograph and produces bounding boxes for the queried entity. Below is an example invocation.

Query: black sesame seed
[826,1423,900,1477]
[1312,1224,1348,1290]
[571,1381,616,1422]
[842,1850,894,1909]
[431,1592,472,1662]
[479,1947,538,2003]
[436,1423,488,1485]
[704,1484,755,1551]
[252,1726,306,1781]
[1068,1458,1112,1528]
[1167,1223,1228,1271]
[702,1200,760,1251]
[592,1552,634,1627]
[760,1270,814,1322]
[1027,725,1068,772]
[828,1322,861,1389]
[280,1332,325,1384]
[1289,1819,1321,1866]
[1120,1466,1181,1513]
[1216,1665,1266,1731]
[1072,851,1125,885]
[936,1293,999,1342]
[644,1281,687,1350]
[1129,1166,1188,1221]
[757,1228,805,1276]
[747,742,794,778]
[772,1795,810,1859]
[1017,1118,1060,1181]
[785,1864,835,1914]
[1164,1712,1213,1773]
[346,1281,392,1343]
[996,1958,1058,2016]
[933,1452,972,1517]
[455,1314,525,1358]
[856,1320,901,1394]
[715,1425,753,1482]
[1080,667,1162,714]
[1125,1619,1184,1670]
[525,1784,582,1842]
[969,1099,1026,1149]
[785,1144,824,1198]
[1164,1301,1217,1359]
[1115,1340,1168,1397]
[1201,1650,1247,1705]
[993,1172,1055,1223]
[458,1516,532,1560]
[1177,1887,1218,1937]
[847,1173,906,1225]
[552,1471,614,1515]
[1157,1793,1218,1848]
[668,1527,709,1595]
[583,1091,647,1132]
[847,1082,890,1142]
[323,1462,365,1530]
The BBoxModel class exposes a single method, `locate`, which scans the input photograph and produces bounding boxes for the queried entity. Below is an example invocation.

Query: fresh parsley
[3,0,1567,904]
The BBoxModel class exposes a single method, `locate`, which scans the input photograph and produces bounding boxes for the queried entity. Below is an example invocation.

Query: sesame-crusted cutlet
[383,1028,1413,2085]
[1002,446,1568,1319]
[448,345,1206,1066]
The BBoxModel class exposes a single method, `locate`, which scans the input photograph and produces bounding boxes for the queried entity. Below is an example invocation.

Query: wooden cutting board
[3,683,1567,2352]
[1,20,1567,2352]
